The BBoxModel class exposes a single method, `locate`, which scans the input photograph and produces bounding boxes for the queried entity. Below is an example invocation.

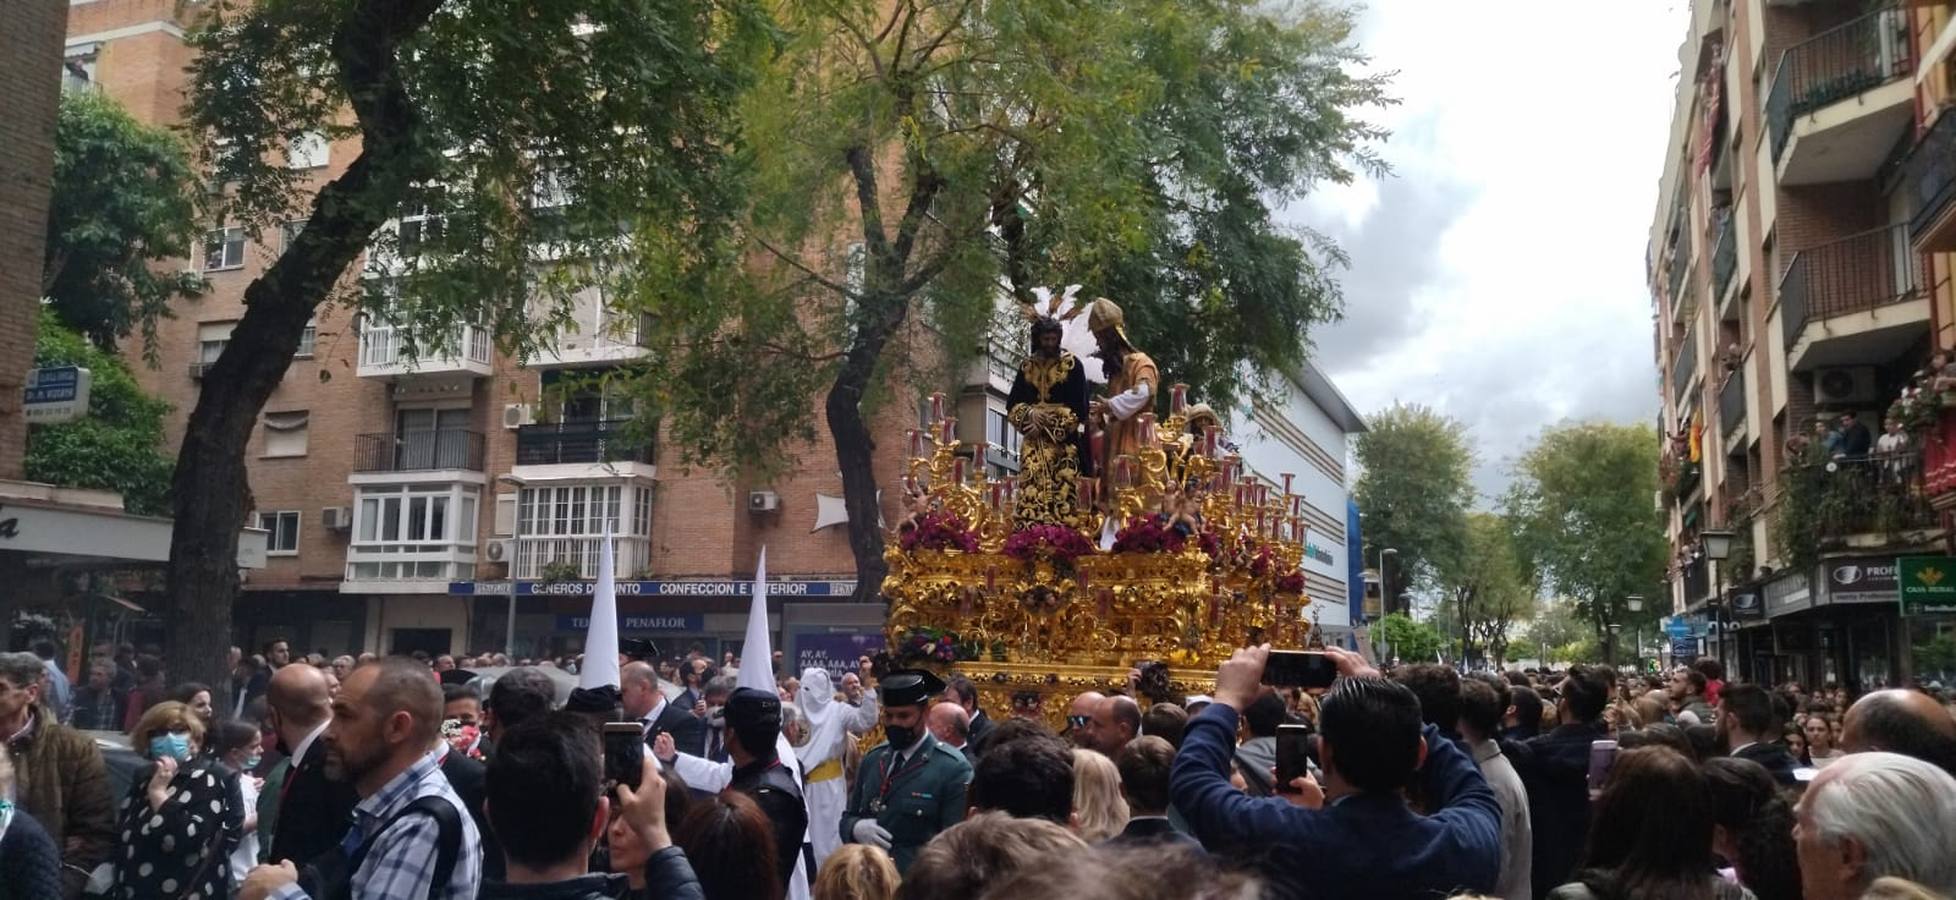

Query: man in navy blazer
[1170,646,1500,899]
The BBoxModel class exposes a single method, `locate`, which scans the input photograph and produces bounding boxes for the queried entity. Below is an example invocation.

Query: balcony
[526,287,653,369]
[353,431,485,473]
[513,535,652,580]
[1766,5,1914,186]
[1684,559,1713,608]
[357,323,493,380]
[1777,450,1936,562]
[1666,225,1692,310]
[515,419,654,467]
[1719,371,1747,439]
[1710,209,1737,307]
[1778,224,1926,371]
[1672,330,1698,403]
[1906,110,1956,252]
[341,482,482,594]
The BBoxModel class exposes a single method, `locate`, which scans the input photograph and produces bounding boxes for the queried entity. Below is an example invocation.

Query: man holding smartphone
[1168,645,1500,899]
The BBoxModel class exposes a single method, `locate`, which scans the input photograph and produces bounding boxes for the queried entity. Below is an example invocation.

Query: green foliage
[1375,612,1443,664]
[1505,423,1667,637]
[185,0,771,368]
[636,0,1391,481]
[26,311,174,515]
[1444,512,1535,665]
[1353,403,1475,604]
[1519,599,1591,655]
[46,90,205,353]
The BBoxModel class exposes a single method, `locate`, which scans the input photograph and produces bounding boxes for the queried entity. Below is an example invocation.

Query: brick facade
[0,0,68,480]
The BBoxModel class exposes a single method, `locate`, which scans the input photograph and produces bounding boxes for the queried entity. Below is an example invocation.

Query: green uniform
[839,734,972,872]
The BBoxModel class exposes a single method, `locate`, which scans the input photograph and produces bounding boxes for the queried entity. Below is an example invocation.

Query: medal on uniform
[868,798,886,815]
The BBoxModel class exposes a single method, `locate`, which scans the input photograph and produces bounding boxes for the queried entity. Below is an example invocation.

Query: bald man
[1840,689,1956,778]
[1082,695,1141,757]
[1067,691,1106,747]
[929,702,976,767]
[264,663,360,866]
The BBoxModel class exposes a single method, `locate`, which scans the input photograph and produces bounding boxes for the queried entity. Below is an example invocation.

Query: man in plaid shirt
[240,658,482,900]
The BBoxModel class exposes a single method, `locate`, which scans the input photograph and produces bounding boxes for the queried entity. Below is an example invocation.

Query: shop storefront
[1751,559,1905,691]
[1898,556,1956,687]
[449,577,882,667]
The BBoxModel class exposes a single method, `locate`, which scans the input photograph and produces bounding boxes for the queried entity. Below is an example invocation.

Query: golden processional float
[879,293,1322,730]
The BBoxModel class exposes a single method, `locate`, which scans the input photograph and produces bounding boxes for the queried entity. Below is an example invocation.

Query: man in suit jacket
[1109,736,1197,847]
[945,675,994,756]
[1720,683,1801,786]
[262,663,358,865]
[927,702,979,769]
[622,662,704,757]
[1170,646,1499,900]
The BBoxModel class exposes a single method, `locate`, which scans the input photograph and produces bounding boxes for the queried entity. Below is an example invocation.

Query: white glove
[852,819,893,850]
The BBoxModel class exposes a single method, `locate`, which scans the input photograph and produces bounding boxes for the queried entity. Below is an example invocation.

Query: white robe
[793,668,879,865]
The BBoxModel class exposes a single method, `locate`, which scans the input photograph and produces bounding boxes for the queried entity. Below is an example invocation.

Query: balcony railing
[1719,371,1746,438]
[353,431,486,472]
[1711,209,1737,301]
[1907,110,1956,247]
[1778,449,1935,561]
[1778,224,1923,351]
[1684,559,1712,607]
[513,535,652,580]
[1672,331,1698,401]
[515,419,654,467]
[1767,5,1911,162]
[1667,225,1692,305]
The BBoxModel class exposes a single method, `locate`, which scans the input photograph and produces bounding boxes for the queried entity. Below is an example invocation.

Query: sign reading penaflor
[1898,556,1956,617]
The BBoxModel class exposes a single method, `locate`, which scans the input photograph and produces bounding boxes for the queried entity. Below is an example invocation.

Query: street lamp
[1625,595,1644,674]
[1700,530,1736,676]
[1626,595,1645,613]
[1606,622,1623,668]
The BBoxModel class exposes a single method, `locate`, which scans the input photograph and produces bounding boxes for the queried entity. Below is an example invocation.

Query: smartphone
[1586,739,1619,798]
[1275,724,1311,793]
[603,722,645,788]
[1262,650,1338,688]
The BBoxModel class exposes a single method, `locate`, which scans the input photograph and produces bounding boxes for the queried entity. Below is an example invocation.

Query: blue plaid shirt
[271,749,482,900]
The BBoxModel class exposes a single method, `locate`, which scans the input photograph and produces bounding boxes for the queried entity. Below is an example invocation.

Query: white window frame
[295,315,317,358]
[259,510,301,555]
[399,189,446,255]
[353,483,479,547]
[62,46,98,92]
[204,226,246,271]
[287,131,330,169]
[198,321,237,366]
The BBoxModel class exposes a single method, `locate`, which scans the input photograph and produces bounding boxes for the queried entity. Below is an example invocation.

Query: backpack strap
[345,795,465,896]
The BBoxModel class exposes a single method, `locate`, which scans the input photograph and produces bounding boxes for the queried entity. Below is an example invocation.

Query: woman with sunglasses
[108,701,241,900]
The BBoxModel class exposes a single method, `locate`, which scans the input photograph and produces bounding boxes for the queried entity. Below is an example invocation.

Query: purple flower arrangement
[1112,514,1187,554]
[1003,524,1094,561]
[898,510,979,553]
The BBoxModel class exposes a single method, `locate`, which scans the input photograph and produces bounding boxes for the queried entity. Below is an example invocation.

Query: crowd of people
[4,638,1956,900]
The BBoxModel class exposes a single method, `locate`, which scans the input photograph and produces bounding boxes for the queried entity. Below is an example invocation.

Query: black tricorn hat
[881,669,947,707]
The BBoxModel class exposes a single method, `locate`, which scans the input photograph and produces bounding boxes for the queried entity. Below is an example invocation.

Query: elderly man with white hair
[1796,751,1956,900]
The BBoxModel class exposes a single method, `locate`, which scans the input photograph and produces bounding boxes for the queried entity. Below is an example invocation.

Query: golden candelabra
[883,385,1317,730]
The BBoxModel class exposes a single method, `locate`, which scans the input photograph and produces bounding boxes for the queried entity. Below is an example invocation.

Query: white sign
[23,366,91,424]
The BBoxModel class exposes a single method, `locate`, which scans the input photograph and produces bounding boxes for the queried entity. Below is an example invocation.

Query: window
[296,316,317,358]
[62,48,97,92]
[198,321,236,367]
[354,484,479,546]
[288,131,330,169]
[399,189,446,255]
[985,403,1023,475]
[262,410,310,458]
[259,511,301,555]
[204,226,246,271]
[516,485,651,537]
[281,219,308,253]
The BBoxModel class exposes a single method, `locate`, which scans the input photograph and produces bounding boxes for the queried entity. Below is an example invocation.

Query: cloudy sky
[1296,2,1692,503]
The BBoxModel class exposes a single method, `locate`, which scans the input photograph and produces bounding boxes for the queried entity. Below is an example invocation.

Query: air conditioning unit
[321,506,352,531]
[188,362,211,380]
[485,538,515,563]
[747,490,781,513]
[1813,366,1877,408]
[502,403,535,430]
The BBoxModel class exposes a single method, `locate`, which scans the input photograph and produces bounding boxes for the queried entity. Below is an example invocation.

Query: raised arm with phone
[1168,644,1500,899]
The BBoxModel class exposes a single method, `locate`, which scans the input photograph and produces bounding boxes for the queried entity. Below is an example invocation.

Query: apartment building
[62,0,999,662]
[1651,0,1956,689]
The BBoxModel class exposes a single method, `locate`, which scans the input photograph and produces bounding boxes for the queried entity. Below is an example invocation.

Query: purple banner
[791,631,885,684]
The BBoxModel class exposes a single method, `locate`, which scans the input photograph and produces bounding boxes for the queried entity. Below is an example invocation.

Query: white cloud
[1297,1,1692,502]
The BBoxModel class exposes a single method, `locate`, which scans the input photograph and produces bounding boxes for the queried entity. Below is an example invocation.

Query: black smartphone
[1275,724,1311,793]
[603,722,644,789]
[1262,650,1337,688]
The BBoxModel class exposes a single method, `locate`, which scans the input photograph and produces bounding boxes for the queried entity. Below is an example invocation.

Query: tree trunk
[163,0,440,689]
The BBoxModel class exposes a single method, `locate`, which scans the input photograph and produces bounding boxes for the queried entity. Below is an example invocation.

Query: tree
[1505,423,1668,647]
[631,0,1390,601]
[26,311,175,516]
[1441,512,1533,668]
[46,90,205,352]
[1353,403,1474,614]
[1375,612,1442,665]
[161,0,767,689]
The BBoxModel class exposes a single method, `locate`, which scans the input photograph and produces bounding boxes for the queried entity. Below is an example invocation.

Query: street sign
[22,366,90,424]
[1663,616,1692,639]
[1898,556,1956,617]
[1670,636,1697,660]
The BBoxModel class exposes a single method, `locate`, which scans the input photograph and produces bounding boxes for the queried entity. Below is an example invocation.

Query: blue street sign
[1662,616,1692,639]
